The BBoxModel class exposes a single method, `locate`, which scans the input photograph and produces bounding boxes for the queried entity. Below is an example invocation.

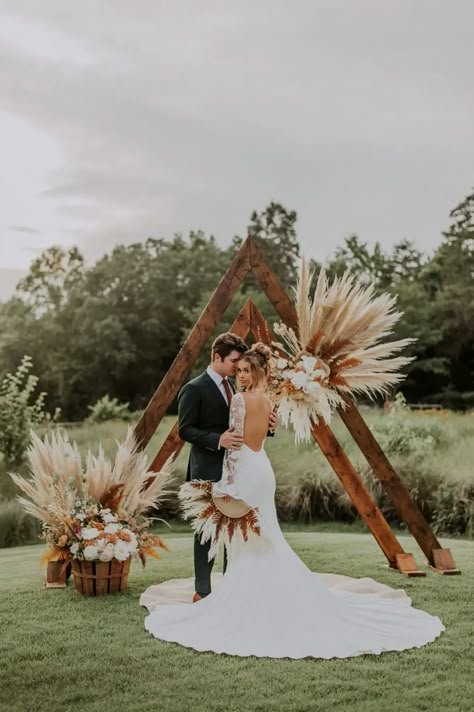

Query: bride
[141,343,444,659]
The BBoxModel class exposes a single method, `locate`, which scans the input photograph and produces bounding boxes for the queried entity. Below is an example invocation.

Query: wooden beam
[337,396,443,565]
[134,238,252,449]
[248,299,423,573]
[149,421,184,473]
[248,238,298,327]
[310,420,405,568]
[148,300,253,473]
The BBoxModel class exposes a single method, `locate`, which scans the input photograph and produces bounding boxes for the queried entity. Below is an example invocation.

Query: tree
[329,235,424,288]
[16,246,85,314]
[237,202,300,290]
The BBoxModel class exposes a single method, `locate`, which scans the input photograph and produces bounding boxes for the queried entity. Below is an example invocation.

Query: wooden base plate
[429,548,461,575]
[45,581,67,588]
[392,552,426,577]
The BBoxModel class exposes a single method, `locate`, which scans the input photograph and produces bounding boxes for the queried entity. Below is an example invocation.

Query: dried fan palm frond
[179,481,265,560]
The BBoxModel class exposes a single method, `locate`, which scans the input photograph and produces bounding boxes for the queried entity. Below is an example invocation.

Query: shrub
[371,393,447,458]
[361,460,440,525]
[0,355,57,466]
[0,500,40,548]
[276,474,356,523]
[432,483,474,537]
[87,395,132,423]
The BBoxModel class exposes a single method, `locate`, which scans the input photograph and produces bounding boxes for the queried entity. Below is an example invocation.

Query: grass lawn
[1,528,473,712]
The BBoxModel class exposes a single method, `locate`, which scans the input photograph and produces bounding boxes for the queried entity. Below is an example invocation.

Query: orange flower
[106,533,118,544]
[119,531,132,542]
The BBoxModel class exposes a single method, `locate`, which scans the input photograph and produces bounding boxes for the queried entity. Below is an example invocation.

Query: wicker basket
[71,558,131,595]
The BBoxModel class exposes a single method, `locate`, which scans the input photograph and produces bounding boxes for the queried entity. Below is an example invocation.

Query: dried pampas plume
[9,427,174,527]
[271,259,415,440]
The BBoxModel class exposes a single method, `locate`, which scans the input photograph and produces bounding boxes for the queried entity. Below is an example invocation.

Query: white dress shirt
[206,366,231,404]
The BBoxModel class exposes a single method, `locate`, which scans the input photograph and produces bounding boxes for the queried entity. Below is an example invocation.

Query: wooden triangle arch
[134,236,460,576]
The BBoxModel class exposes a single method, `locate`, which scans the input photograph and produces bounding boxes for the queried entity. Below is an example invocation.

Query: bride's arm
[212,393,245,498]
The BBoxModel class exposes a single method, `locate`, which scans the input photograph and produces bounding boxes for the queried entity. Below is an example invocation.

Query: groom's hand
[219,426,243,450]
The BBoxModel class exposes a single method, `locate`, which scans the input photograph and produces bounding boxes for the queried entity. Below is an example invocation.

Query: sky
[0,1,473,301]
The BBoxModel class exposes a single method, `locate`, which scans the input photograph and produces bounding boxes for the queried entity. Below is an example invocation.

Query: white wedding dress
[142,393,444,659]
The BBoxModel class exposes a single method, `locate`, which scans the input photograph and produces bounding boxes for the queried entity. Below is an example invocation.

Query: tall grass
[2,409,474,547]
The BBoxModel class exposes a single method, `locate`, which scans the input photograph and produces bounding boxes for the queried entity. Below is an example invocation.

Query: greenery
[0,192,473,421]
[0,531,472,712]
[0,355,56,466]
[0,500,40,548]
[87,394,133,423]
[1,408,473,548]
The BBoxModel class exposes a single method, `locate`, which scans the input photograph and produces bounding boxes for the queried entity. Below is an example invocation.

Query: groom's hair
[211,332,248,361]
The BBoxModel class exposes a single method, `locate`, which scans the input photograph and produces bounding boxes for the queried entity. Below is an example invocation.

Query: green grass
[1,529,473,712]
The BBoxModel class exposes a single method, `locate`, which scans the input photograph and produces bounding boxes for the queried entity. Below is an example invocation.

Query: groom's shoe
[192,592,202,603]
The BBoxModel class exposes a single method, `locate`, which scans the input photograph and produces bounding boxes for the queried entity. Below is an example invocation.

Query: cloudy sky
[0,1,472,300]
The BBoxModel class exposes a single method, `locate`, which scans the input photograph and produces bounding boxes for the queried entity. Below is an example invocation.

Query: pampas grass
[9,427,174,530]
[277,260,416,401]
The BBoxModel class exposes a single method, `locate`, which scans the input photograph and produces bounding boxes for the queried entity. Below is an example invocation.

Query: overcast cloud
[0,0,473,300]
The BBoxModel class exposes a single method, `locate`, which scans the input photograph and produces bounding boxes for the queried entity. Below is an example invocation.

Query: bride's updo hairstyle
[239,342,272,389]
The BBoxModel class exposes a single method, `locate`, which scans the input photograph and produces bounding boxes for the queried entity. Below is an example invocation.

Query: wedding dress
[141,393,444,659]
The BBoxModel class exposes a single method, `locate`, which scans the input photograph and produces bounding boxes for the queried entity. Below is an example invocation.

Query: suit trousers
[194,534,228,597]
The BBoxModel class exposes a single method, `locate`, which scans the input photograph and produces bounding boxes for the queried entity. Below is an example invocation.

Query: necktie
[222,378,233,406]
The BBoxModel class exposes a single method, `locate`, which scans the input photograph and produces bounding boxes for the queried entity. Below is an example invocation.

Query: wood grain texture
[148,300,252,474]
[310,419,404,566]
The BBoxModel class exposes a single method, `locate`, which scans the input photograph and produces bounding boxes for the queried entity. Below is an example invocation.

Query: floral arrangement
[266,261,415,442]
[10,428,173,566]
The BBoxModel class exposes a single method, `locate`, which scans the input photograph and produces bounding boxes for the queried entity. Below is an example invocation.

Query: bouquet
[266,261,415,443]
[10,428,173,567]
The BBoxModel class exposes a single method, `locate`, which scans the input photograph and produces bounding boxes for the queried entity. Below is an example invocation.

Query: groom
[178,332,278,601]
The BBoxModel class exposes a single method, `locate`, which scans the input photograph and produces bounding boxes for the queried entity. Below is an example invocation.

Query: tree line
[0,194,473,421]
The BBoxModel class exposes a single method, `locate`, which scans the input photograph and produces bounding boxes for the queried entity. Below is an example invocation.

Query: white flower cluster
[282,356,328,398]
[269,353,333,443]
[70,507,138,562]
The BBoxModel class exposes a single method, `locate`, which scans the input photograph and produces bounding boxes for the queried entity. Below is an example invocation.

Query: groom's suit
[177,369,235,596]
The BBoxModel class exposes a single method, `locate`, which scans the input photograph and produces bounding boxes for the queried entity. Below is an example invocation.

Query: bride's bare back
[241,391,272,452]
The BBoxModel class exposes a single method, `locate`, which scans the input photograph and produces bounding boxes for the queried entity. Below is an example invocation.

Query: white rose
[121,528,135,540]
[104,523,119,534]
[102,513,117,524]
[83,545,99,561]
[290,371,309,389]
[127,535,138,553]
[301,356,317,373]
[276,358,288,370]
[70,542,80,555]
[81,527,100,540]
[114,541,130,562]
[98,544,115,562]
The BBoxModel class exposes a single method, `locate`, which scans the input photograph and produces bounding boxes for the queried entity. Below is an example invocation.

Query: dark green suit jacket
[178,371,233,483]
